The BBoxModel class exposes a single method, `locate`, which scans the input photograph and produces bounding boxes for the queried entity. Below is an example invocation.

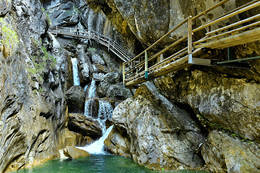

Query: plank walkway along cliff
[49,27,132,62]
[122,0,260,87]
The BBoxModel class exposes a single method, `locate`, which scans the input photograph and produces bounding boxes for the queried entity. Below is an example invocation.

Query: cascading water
[81,79,114,154]
[97,100,113,133]
[71,58,80,86]
[78,125,114,155]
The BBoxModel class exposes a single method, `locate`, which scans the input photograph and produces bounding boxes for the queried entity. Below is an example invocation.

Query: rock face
[62,146,90,159]
[68,113,102,139]
[66,86,85,113]
[201,131,260,173]
[107,83,205,170]
[104,128,131,158]
[154,70,260,141]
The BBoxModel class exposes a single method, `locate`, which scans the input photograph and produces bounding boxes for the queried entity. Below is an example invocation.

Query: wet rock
[91,53,105,65]
[78,45,92,82]
[154,70,260,141]
[66,86,85,113]
[93,73,105,81]
[103,72,120,84]
[110,83,205,170]
[201,130,260,173]
[0,0,11,16]
[58,128,93,147]
[104,128,131,157]
[46,1,79,27]
[62,146,90,159]
[68,113,102,139]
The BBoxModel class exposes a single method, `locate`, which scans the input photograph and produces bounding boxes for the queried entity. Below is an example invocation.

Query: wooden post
[145,50,148,79]
[187,16,193,64]
[123,63,126,85]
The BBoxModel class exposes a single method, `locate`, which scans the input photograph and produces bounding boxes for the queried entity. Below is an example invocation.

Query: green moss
[27,40,57,83]
[0,18,19,54]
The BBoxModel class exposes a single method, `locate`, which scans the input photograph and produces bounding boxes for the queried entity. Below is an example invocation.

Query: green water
[16,155,207,173]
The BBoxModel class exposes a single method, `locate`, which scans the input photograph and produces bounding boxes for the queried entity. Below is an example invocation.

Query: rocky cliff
[0,0,259,173]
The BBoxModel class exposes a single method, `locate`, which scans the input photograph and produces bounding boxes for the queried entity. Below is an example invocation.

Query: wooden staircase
[123,0,260,87]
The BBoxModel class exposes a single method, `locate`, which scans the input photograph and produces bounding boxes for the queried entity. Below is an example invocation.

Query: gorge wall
[0,0,259,173]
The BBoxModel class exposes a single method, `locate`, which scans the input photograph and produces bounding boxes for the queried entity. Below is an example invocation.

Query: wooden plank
[188,57,211,66]
[193,1,260,33]
[196,27,260,49]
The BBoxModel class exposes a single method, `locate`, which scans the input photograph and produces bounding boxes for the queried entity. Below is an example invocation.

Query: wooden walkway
[49,27,132,62]
[123,0,260,87]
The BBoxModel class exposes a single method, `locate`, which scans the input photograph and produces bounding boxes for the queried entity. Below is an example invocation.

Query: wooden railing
[123,0,260,87]
[49,27,132,62]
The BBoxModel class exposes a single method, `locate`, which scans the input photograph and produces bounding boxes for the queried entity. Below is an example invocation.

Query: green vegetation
[0,18,19,55]
[87,47,97,53]
[41,8,52,26]
[27,40,56,83]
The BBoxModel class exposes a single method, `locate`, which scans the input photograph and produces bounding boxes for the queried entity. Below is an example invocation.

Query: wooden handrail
[206,14,260,36]
[194,21,260,45]
[51,28,132,62]
[192,0,230,20]
[193,1,260,33]
[124,18,188,65]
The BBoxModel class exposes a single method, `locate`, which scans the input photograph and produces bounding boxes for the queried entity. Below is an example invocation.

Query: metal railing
[49,27,132,62]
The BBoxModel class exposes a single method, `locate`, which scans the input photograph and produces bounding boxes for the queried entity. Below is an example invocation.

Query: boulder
[92,53,105,65]
[201,130,260,173]
[68,113,102,139]
[66,86,85,113]
[109,83,205,170]
[0,0,11,16]
[63,146,90,159]
[46,1,79,27]
[154,70,260,141]
[104,128,131,158]
[58,128,93,147]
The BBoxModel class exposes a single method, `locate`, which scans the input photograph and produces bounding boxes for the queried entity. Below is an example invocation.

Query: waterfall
[88,80,96,98]
[81,80,114,154]
[78,126,113,155]
[98,100,113,120]
[71,58,80,86]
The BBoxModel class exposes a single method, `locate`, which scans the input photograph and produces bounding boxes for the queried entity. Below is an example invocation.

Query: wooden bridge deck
[49,27,132,62]
[123,0,260,87]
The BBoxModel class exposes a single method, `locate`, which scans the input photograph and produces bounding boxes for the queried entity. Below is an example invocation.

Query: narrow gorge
[0,0,259,173]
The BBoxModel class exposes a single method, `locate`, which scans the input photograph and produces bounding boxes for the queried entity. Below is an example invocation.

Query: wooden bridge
[123,0,260,87]
[49,27,132,62]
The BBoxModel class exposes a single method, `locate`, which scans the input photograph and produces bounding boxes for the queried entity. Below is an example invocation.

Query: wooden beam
[145,50,148,79]
[123,63,126,85]
[188,57,211,66]
[196,27,260,49]
[188,16,193,61]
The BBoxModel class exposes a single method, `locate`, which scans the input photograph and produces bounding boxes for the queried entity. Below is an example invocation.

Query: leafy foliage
[27,40,57,83]
[0,18,19,55]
